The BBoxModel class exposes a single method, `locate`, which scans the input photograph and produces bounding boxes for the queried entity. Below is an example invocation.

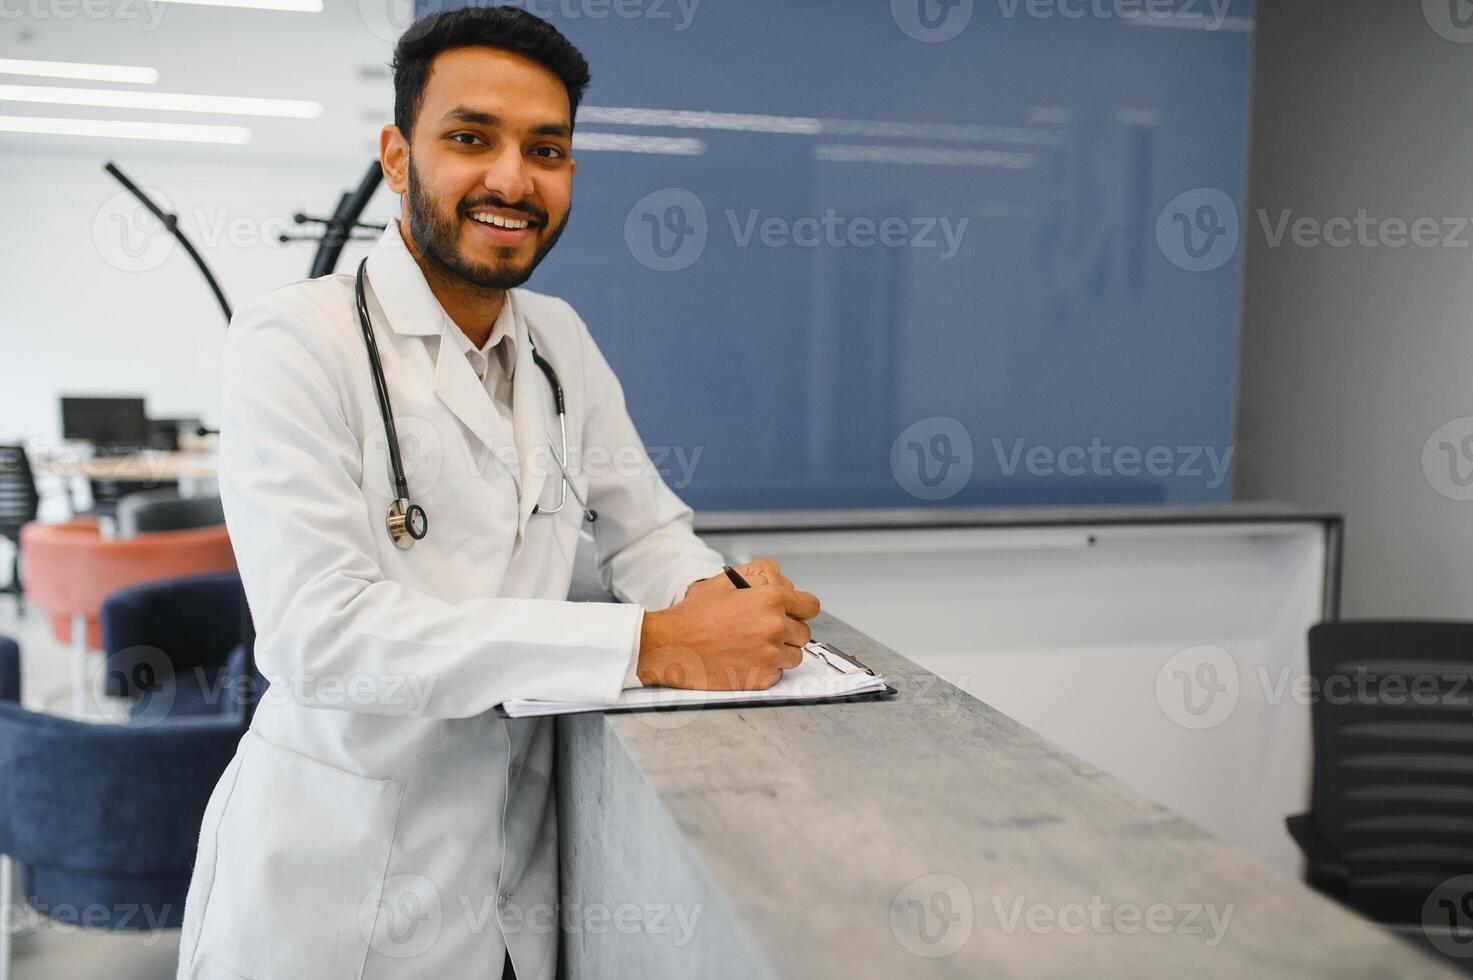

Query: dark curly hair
[391,6,592,140]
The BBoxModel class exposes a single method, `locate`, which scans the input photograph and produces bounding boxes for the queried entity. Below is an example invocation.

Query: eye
[448,132,483,146]
[530,145,565,160]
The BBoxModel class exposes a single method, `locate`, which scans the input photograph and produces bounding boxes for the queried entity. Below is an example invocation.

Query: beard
[405,157,569,290]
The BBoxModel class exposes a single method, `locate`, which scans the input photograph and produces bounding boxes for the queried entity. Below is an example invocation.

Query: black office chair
[1289,621,1473,927]
[115,489,224,538]
[87,479,178,520]
[0,447,39,613]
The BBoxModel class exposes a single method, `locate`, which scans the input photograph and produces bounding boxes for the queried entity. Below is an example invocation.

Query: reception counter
[694,503,1340,875]
[557,610,1454,978]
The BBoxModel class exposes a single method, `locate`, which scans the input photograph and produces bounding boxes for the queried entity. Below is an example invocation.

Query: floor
[0,582,185,980]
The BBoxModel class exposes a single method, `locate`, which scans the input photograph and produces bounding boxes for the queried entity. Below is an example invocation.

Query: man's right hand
[637,584,821,691]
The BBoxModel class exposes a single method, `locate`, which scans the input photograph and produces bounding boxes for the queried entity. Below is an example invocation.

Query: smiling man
[175,8,818,980]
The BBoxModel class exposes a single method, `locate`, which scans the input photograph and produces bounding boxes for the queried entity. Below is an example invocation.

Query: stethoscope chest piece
[386,497,428,550]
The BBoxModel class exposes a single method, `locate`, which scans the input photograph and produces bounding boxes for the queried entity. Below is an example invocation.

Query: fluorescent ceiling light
[0,115,250,144]
[579,106,821,136]
[148,0,321,9]
[571,132,706,156]
[812,143,1036,170]
[0,84,320,118]
[579,104,1065,146]
[0,59,159,85]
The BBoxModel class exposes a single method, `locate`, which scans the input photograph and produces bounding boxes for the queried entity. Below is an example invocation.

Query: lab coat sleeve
[219,289,641,718]
[571,306,728,614]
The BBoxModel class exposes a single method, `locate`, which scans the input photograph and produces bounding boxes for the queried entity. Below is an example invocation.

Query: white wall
[1,0,400,446]
[1236,0,1473,617]
[0,150,396,444]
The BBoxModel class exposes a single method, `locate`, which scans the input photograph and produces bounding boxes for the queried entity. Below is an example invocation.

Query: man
[175,8,819,979]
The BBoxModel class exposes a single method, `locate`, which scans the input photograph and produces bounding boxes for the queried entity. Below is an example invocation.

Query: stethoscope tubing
[354,257,595,549]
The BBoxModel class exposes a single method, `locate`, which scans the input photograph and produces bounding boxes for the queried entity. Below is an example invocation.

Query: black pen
[722,564,751,589]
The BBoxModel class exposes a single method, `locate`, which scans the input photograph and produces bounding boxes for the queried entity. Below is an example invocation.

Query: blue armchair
[0,636,242,980]
[101,571,263,720]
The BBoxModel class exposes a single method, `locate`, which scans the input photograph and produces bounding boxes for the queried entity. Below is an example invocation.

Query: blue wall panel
[421,0,1254,509]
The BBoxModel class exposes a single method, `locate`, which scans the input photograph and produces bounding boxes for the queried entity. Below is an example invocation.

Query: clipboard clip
[805,640,877,677]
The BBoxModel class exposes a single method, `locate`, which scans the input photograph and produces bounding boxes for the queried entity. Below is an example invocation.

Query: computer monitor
[61,396,149,450]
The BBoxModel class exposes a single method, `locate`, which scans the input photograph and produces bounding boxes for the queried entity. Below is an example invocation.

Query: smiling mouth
[467,212,537,232]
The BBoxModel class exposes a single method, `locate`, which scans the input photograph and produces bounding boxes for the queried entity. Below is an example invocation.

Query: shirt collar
[364,218,518,378]
[447,299,517,380]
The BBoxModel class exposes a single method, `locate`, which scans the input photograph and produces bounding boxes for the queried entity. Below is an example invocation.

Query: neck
[402,228,505,348]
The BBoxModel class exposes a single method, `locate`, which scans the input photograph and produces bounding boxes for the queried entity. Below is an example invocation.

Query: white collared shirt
[445,301,517,429]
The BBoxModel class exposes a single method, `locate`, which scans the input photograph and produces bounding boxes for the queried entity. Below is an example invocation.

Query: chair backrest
[116,489,224,537]
[0,634,18,704]
[101,571,245,699]
[0,445,40,541]
[21,519,236,629]
[1306,621,1473,922]
[0,702,241,929]
[87,478,178,519]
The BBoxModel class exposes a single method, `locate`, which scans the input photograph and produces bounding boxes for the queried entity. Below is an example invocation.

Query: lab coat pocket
[193,732,405,980]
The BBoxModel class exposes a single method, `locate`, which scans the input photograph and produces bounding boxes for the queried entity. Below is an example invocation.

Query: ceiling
[2,0,403,164]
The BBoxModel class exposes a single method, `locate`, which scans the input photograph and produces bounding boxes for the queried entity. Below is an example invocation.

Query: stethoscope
[354,258,597,551]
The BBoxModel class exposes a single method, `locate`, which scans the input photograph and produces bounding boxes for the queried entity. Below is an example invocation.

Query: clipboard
[498,640,895,719]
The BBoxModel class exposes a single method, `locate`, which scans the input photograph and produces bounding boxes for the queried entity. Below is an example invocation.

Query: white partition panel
[701,520,1330,875]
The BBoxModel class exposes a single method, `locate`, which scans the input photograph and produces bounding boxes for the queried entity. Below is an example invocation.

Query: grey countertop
[562,612,1454,979]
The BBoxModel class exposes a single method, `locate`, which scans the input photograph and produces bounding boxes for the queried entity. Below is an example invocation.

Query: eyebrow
[441,105,571,139]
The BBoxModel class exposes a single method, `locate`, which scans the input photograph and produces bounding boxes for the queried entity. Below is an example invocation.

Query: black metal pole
[102,162,233,324]
[310,161,385,278]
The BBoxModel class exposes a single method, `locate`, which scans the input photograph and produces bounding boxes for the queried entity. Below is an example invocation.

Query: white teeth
[471,212,530,230]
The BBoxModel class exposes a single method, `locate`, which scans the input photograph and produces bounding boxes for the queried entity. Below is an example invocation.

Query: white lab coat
[176,222,725,980]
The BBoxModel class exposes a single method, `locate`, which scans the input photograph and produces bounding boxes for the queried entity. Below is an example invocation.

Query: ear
[380,125,409,195]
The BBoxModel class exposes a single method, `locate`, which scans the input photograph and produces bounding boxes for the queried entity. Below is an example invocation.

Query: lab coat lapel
[432,332,513,475]
[508,291,550,536]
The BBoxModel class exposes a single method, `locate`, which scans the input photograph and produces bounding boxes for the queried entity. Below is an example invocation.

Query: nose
[480,143,535,208]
